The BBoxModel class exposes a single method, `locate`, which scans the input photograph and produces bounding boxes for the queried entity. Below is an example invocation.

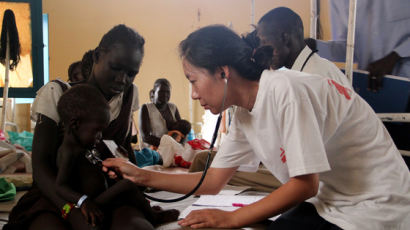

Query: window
[0,0,43,98]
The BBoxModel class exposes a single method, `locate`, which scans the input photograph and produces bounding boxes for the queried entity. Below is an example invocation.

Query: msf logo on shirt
[328,79,351,100]
[280,147,286,163]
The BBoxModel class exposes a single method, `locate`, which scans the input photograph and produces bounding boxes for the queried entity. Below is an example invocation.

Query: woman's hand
[178,209,239,229]
[102,158,144,185]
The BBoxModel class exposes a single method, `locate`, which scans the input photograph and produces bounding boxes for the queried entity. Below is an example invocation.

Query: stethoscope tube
[144,114,222,203]
[144,77,228,203]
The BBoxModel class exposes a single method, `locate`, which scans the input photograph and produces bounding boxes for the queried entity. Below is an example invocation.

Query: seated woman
[139,78,181,148]
[5,24,147,230]
[135,119,192,168]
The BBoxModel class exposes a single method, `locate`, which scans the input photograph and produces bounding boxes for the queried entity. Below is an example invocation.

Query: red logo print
[280,147,286,163]
[328,79,351,100]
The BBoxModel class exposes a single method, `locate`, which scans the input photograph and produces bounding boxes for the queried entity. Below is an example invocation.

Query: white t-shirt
[291,45,351,88]
[31,80,140,124]
[145,102,178,137]
[212,69,410,229]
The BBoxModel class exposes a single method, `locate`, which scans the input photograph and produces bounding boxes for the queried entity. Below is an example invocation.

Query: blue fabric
[134,148,161,168]
[7,131,33,151]
[316,0,410,78]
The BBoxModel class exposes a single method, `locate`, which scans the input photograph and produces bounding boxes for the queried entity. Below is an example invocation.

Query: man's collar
[290,45,312,71]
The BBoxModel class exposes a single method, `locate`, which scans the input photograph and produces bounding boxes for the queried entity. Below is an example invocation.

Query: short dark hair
[98,24,145,56]
[171,119,191,136]
[81,49,94,80]
[57,84,109,124]
[153,78,171,90]
[179,25,268,81]
[258,7,304,41]
[68,61,81,82]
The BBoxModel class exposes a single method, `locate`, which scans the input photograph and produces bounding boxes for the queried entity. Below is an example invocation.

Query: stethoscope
[86,77,229,202]
[84,108,225,203]
[144,77,229,203]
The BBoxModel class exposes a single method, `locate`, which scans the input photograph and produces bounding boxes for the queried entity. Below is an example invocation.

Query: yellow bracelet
[61,203,74,219]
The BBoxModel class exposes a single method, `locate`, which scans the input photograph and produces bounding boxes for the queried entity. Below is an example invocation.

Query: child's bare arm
[56,147,104,226]
[56,147,83,203]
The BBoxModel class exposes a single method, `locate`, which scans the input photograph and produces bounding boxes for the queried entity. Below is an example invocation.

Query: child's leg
[93,179,140,205]
[110,205,154,230]
[28,212,70,230]
[94,179,179,226]
[93,179,159,223]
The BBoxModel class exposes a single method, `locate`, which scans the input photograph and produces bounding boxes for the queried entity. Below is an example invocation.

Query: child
[55,85,179,229]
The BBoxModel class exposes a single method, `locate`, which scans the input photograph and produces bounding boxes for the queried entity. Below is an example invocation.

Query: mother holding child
[103,23,410,230]
[5,25,178,230]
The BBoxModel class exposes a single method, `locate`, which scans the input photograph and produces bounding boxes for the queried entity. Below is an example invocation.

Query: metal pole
[1,34,10,131]
[345,0,357,84]
[310,0,318,38]
[251,0,255,30]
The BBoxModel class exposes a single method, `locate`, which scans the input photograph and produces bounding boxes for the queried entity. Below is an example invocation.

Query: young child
[135,119,195,168]
[55,84,179,229]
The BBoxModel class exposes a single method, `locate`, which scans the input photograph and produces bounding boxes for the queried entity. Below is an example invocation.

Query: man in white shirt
[308,0,410,91]
[255,7,350,87]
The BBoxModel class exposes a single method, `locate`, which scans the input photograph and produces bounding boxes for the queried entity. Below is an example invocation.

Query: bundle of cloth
[135,133,212,169]
[0,140,31,174]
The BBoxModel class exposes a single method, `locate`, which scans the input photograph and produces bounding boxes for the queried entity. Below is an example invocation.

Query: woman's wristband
[75,195,88,208]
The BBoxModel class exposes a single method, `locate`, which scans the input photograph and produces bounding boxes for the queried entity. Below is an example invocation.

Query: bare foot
[153,207,180,225]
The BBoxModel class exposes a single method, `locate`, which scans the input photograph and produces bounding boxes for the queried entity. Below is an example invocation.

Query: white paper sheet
[193,195,265,207]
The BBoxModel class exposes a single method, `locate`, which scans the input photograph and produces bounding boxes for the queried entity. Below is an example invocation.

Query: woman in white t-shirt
[103,25,410,230]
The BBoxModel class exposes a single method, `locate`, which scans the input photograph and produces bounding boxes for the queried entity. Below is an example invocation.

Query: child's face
[76,117,109,148]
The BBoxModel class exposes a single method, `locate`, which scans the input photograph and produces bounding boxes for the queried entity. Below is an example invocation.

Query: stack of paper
[180,193,279,221]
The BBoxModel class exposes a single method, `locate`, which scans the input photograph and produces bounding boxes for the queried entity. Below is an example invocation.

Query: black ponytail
[180,25,269,81]
[0,9,21,70]
[241,30,273,74]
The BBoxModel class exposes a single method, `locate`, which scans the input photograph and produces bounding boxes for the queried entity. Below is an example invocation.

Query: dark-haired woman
[5,25,156,230]
[103,25,410,230]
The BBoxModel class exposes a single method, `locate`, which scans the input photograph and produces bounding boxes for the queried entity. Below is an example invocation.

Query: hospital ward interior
[0,0,409,229]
